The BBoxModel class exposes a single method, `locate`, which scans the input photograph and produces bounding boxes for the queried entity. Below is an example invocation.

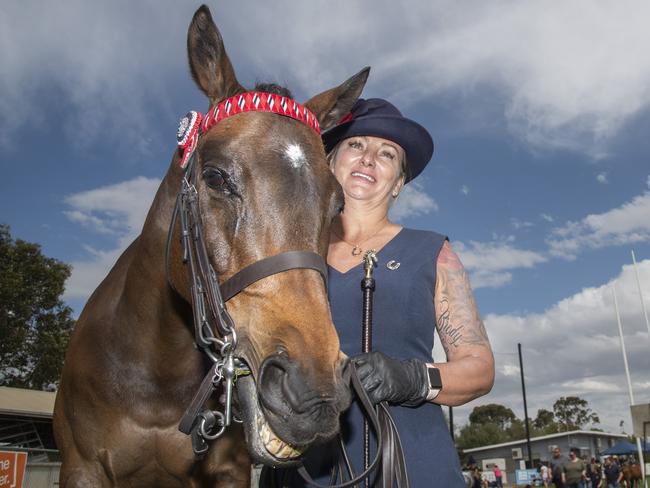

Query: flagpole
[631,250,650,342]
[613,283,647,488]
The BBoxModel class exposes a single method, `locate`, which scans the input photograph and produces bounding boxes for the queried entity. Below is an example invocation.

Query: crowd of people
[465,448,639,488]
[547,447,636,488]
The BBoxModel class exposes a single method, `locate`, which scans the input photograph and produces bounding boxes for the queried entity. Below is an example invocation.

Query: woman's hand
[352,351,428,406]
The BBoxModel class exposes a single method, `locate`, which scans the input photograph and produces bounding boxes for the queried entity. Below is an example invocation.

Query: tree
[533,408,559,434]
[0,225,75,390]
[469,403,519,430]
[457,422,506,450]
[552,396,600,431]
[457,403,526,449]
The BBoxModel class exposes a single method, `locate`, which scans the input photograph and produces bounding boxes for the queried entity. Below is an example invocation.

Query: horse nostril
[258,354,296,417]
[259,353,332,415]
[261,352,291,376]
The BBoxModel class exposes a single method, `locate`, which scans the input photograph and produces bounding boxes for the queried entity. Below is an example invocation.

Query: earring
[392,191,399,198]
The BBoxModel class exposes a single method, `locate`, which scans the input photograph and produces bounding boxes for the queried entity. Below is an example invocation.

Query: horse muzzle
[236,353,351,466]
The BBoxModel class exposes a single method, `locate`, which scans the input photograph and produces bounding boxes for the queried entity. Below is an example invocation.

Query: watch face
[427,366,442,389]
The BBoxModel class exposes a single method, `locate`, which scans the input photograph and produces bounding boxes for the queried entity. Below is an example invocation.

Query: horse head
[166,5,369,465]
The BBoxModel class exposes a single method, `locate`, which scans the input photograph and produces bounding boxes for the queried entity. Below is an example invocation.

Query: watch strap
[426,365,442,401]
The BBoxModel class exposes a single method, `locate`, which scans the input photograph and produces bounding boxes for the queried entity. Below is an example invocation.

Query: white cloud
[511,218,534,230]
[500,364,521,378]
[460,185,470,196]
[560,378,621,393]
[3,1,650,157]
[269,1,650,155]
[0,1,187,154]
[540,213,554,223]
[261,1,650,158]
[549,176,650,259]
[390,181,438,221]
[454,240,547,289]
[453,259,650,433]
[597,172,609,184]
[63,177,160,299]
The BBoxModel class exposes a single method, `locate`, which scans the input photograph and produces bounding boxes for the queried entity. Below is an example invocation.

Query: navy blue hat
[322,98,433,182]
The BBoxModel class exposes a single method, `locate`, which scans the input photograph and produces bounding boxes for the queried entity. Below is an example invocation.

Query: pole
[449,406,454,441]
[518,343,533,468]
[631,250,650,342]
[613,284,648,488]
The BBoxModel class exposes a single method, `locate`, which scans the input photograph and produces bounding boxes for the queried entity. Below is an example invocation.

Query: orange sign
[0,451,28,488]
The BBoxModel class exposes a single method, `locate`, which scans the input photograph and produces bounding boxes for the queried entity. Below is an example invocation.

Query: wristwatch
[426,365,442,401]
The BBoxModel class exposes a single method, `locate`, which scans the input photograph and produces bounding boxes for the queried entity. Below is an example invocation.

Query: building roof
[463,430,629,454]
[0,386,56,418]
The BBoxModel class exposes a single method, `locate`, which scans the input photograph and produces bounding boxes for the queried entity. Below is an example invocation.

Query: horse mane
[253,82,293,99]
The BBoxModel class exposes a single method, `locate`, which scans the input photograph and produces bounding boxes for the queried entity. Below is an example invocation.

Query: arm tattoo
[435,241,489,356]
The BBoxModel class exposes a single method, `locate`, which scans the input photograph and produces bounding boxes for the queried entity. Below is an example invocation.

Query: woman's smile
[350,170,376,183]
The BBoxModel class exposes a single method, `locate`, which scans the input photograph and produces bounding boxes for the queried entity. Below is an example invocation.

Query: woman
[272,98,495,487]
[540,462,550,487]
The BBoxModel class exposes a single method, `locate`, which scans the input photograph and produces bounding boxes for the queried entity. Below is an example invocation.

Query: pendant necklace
[332,223,387,257]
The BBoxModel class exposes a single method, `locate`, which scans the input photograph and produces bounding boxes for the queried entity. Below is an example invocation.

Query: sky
[1,1,650,438]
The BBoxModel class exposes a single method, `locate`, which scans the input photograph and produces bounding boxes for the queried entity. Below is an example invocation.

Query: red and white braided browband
[177,92,320,168]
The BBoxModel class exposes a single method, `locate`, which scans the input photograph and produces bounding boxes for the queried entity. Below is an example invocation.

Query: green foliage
[533,408,559,434]
[553,396,600,431]
[457,397,601,449]
[469,403,519,429]
[458,403,526,449]
[457,422,506,449]
[0,225,75,390]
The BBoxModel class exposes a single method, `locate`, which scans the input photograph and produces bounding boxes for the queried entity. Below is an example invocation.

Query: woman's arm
[431,240,495,406]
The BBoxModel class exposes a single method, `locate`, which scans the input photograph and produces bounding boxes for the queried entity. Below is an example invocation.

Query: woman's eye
[203,168,229,192]
[348,140,363,149]
[380,151,395,160]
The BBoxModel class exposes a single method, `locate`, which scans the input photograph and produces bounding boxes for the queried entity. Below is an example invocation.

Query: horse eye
[202,167,229,192]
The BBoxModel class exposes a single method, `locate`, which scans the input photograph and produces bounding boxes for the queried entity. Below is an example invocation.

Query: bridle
[166,92,407,488]
[165,92,328,456]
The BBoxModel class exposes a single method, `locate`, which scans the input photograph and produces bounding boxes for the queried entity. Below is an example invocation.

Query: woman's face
[330,135,405,205]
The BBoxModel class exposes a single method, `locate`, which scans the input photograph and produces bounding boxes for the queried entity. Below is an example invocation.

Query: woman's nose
[359,151,374,167]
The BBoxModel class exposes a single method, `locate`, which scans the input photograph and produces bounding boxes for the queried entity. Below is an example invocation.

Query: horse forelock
[252,82,293,99]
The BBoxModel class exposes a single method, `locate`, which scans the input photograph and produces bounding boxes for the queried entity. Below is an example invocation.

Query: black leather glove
[352,351,429,407]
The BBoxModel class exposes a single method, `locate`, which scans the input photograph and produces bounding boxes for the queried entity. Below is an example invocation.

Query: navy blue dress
[278,228,465,487]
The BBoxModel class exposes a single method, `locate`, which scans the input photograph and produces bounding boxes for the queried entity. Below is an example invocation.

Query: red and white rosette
[177,111,203,168]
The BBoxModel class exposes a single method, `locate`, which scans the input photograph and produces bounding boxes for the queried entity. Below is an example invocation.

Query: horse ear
[187,5,244,105]
[304,67,370,132]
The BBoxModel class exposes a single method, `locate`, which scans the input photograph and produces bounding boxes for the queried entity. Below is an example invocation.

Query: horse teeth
[257,417,303,459]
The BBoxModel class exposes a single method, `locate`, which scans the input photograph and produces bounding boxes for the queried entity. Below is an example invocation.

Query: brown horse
[621,463,644,488]
[53,5,369,487]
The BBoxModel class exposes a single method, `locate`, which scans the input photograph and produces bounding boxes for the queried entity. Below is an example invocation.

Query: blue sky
[2,1,650,436]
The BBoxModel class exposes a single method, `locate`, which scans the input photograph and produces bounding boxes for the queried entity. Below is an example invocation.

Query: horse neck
[120,156,193,345]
